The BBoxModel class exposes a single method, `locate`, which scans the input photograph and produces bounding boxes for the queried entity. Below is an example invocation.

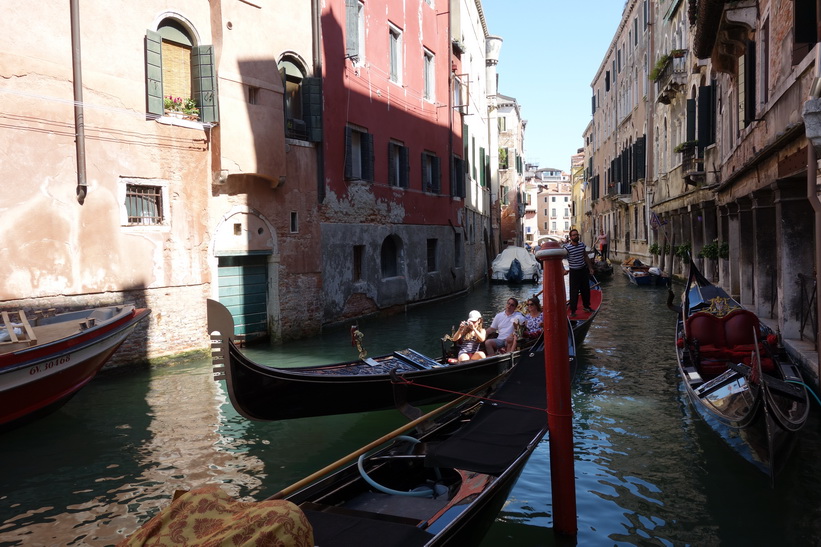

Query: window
[427,239,438,272]
[389,24,403,84]
[380,235,401,278]
[388,141,410,188]
[353,245,364,281]
[551,208,556,217]
[344,126,374,181]
[451,156,465,198]
[422,152,441,193]
[125,184,164,226]
[248,86,259,105]
[280,59,304,138]
[499,147,509,169]
[346,1,365,64]
[551,196,556,202]
[145,19,218,122]
[278,57,322,142]
[423,49,434,101]
[290,211,298,233]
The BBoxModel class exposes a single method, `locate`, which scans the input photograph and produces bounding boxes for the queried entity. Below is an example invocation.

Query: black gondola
[122,347,554,546]
[673,260,809,480]
[208,299,575,422]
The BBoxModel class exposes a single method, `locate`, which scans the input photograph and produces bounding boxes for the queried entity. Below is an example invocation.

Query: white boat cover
[491,246,541,282]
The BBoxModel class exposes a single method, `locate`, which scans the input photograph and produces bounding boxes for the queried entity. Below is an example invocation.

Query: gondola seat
[686,309,774,375]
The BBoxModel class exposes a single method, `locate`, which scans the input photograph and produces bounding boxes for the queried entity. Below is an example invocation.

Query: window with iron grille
[125,184,164,225]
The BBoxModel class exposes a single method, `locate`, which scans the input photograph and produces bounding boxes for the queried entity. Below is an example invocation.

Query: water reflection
[1,277,821,546]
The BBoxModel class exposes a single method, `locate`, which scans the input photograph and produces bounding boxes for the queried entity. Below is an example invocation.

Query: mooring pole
[535,241,577,536]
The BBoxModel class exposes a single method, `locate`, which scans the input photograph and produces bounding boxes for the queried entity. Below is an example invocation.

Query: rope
[390,374,547,414]
[786,379,821,407]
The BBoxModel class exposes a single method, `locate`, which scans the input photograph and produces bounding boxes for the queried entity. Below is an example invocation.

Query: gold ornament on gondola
[350,325,366,359]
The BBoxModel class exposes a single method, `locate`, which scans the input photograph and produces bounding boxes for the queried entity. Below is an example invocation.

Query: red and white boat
[0,304,150,430]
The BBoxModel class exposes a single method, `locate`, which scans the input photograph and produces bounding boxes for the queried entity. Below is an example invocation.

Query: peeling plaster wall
[321,222,465,321]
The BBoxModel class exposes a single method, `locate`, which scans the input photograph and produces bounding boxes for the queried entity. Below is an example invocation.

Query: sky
[481,1,627,172]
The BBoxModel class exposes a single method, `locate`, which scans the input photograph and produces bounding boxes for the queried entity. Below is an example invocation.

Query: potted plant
[674,140,699,153]
[649,54,671,82]
[674,242,691,260]
[671,48,687,58]
[698,239,720,260]
[649,242,660,256]
[163,96,199,120]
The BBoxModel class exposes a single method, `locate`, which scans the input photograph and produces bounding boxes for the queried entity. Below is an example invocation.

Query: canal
[2,274,821,545]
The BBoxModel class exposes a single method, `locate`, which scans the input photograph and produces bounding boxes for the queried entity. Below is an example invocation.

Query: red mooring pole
[535,241,577,536]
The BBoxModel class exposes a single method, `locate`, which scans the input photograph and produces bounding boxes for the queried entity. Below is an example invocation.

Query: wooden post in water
[535,241,577,536]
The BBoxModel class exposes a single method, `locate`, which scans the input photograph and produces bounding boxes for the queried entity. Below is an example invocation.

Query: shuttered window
[145,21,219,123]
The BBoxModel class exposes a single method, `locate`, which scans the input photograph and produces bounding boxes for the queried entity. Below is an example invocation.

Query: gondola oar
[266,372,508,500]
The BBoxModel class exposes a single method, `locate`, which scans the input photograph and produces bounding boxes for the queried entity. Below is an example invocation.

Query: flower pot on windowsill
[164,110,185,119]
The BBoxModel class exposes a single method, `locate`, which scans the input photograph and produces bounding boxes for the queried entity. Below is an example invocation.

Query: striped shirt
[563,241,588,270]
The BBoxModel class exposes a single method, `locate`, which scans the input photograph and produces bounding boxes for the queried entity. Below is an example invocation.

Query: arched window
[278,55,322,142]
[380,235,402,278]
[145,18,219,123]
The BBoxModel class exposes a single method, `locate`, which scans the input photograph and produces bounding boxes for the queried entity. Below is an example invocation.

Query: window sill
[156,115,213,129]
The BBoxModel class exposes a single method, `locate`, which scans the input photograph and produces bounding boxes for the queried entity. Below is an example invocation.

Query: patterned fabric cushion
[118,486,314,547]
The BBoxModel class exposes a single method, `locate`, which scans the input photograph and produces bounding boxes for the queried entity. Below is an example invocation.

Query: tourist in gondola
[485,298,525,356]
[452,310,487,361]
[522,297,544,340]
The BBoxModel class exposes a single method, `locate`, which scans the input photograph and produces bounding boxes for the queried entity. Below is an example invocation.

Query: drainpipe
[312,0,325,203]
[70,0,87,204]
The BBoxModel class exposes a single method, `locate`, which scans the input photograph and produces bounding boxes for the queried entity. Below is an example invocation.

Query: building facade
[588,0,821,385]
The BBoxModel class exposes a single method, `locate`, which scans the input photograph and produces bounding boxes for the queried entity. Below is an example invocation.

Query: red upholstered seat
[723,310,760,347]
[686,309,774,374]
[686,312,725,348]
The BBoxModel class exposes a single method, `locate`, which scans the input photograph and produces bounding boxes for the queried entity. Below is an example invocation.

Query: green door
[217,255,268,341]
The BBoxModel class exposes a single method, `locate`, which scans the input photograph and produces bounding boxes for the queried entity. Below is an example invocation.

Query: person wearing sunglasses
[485,298,525,357]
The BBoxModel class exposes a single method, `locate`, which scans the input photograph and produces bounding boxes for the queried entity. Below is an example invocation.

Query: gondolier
[563,229,595,318]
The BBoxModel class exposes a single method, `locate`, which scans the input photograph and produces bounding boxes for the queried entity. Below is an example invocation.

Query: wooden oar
[265,373,507,500]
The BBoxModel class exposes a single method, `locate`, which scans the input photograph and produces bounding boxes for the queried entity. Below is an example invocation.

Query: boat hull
[0,306,150,430]
[673,261,808,479]
[285,349,550,546]
[224,342,519,421]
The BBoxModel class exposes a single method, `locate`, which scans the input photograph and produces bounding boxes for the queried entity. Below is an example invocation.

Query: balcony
[653,50,688,104]
[677,141,705,185]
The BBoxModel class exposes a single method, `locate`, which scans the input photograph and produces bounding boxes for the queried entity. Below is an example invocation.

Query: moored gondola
[122,343,553,547]
[672,260,809,480]
[208,299,573,422]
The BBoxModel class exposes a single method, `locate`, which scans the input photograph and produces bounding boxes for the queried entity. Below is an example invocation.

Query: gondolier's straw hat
[468,310,482,322]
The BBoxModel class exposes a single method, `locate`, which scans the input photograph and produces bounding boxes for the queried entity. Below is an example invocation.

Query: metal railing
[798,273,817,348]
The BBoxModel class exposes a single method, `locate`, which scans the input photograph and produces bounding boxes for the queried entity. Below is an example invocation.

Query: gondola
[622,257,669,286]
[208,298,574,422]
[1,304,150,431]
[672,260,809,480]
[123,344,552,547]
[567,276,602,343]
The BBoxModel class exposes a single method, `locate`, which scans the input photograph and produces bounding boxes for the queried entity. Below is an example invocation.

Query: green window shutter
[344,127,353,179]
[301,77,323,142]
[145,30,163,116]
[192,45,219,123]
[345,0,358,58]
[400,145,409,188]
[479,147,486,187]
[363,132,375,181]
[388,144,396,186]
[432,156,441,193]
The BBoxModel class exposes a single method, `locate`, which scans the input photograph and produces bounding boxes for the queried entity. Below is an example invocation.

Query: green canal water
[2,275,821,545]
